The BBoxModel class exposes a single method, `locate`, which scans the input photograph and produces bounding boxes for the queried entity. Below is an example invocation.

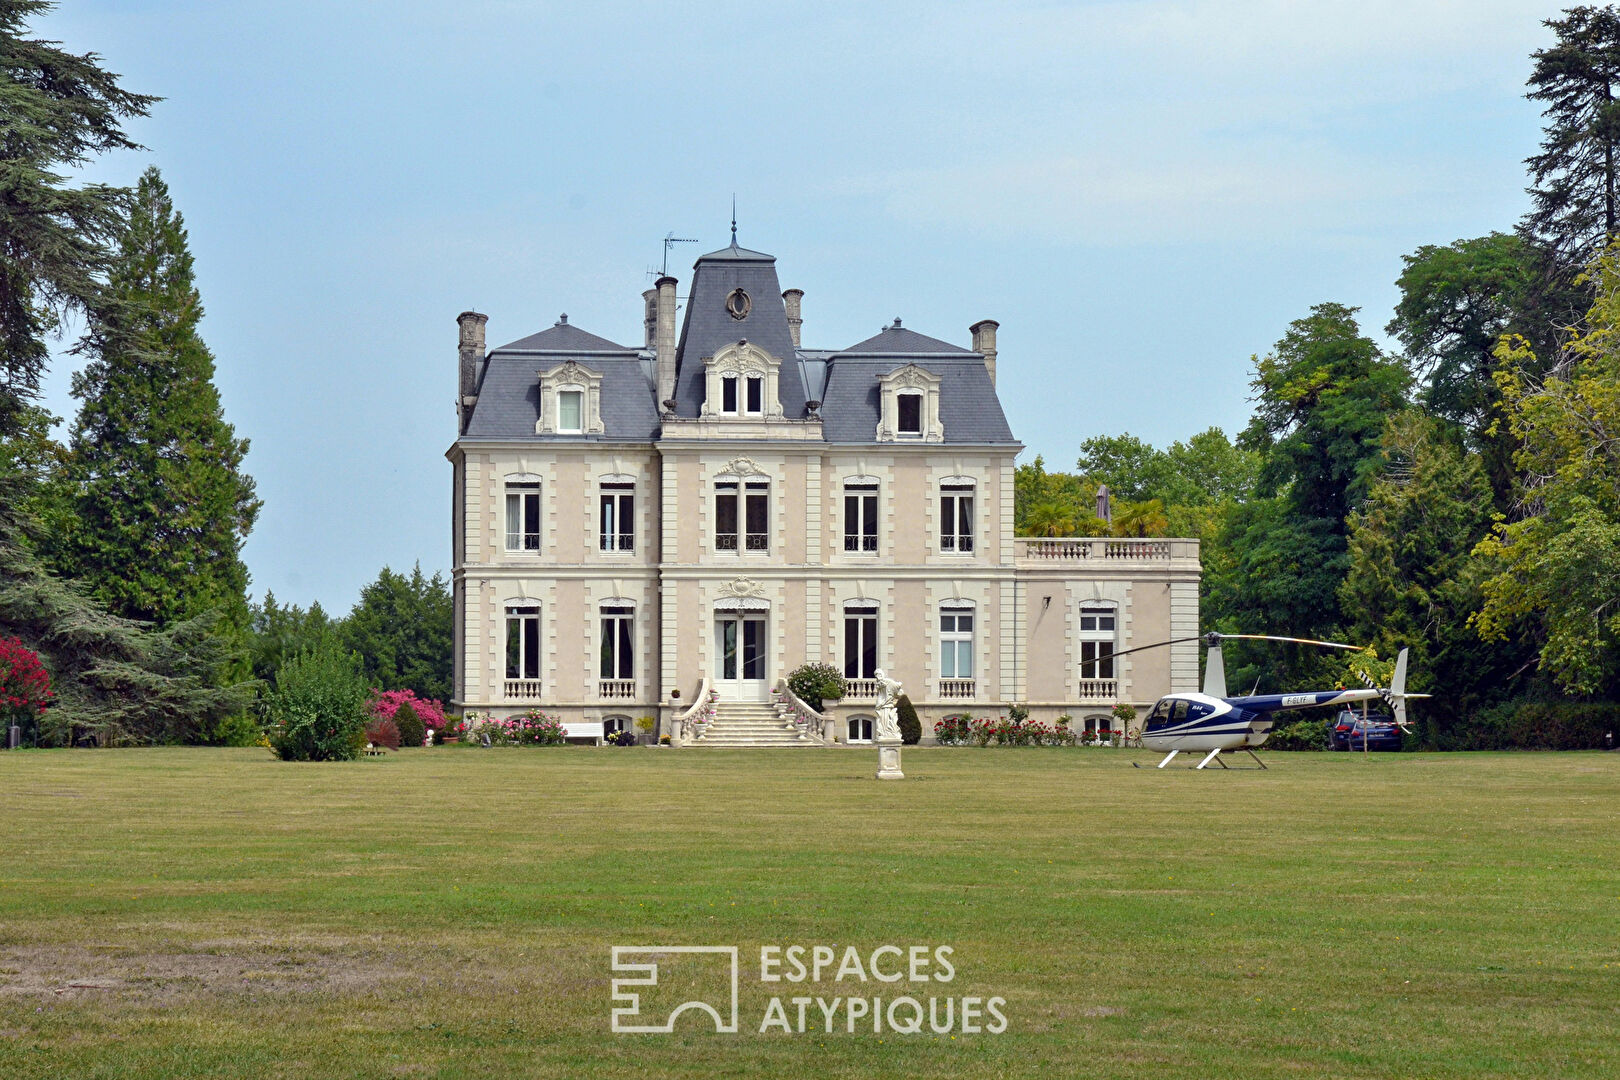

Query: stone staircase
[694,700,819,748]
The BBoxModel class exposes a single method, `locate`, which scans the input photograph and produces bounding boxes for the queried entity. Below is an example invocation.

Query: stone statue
[873,668,903,743]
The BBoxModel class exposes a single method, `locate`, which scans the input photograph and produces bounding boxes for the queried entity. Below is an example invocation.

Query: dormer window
[897,393,922,436]
[876,364,944,442]
[701,341,783,420]
[557,389,583,433]
[535,360,605,435]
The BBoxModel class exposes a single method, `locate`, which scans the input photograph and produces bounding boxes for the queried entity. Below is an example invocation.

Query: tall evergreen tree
[1523,5,1620,267]
[341,564,453,702]
[52,167,259,630]
[0,0,155,439]
[0,473,251,744]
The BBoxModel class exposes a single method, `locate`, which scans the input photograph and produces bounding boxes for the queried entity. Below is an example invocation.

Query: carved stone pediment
[716,456,768,478]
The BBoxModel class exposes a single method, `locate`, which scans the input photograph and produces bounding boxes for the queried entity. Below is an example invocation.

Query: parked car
[1330,710,1402,751]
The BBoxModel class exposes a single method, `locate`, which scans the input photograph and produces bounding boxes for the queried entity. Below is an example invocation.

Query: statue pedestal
[876,739,904,780]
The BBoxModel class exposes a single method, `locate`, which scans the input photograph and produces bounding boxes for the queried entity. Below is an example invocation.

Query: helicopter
[1113,632,1429,770]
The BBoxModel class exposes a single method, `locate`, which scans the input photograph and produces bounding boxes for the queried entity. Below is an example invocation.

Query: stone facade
[447,239,1200,743]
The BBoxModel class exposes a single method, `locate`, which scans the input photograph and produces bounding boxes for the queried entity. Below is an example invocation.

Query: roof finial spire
[730,194,737,247]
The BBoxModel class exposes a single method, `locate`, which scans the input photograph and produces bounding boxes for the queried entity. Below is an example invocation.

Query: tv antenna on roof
[657,232,699,277]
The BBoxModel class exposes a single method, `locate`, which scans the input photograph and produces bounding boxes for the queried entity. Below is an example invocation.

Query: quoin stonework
[447,237,1201,745]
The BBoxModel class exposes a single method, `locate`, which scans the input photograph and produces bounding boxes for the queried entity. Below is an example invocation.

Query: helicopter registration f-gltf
[1126,633,1426,770]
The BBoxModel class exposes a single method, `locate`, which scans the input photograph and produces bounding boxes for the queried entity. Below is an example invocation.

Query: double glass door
[715,615,767,700]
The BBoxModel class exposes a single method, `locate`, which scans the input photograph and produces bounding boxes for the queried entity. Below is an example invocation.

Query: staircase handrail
[774,677,827,743]
[675,676,714,743]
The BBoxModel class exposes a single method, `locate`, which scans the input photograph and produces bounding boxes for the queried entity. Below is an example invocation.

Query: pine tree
[341,564,453,702]
[1523,6,1620,267]
[0,0,155,439]
[53,167,259,631]
[0,473,251,744]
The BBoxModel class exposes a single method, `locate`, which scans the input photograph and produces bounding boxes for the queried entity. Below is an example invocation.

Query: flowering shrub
[934,715,973,746]
[787,662,845,712]
[605,728,638,746]
[0,636,53,744]
[366,688,448,731]
[934,713,1083,747]
[464,708,568,746]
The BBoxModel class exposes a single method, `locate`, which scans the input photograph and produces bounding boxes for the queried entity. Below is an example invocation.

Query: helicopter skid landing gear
[1155,750,1180,769]
[1195,747,1228,770]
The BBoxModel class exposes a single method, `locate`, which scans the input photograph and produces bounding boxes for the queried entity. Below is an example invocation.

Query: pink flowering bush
[366,688,447,731]
[463,708,568,746]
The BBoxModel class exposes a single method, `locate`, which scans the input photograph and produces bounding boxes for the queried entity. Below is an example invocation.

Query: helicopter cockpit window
[1148,699,1171,721]
[1171,700,1190,722]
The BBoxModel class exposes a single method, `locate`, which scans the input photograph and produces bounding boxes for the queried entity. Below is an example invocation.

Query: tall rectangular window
[940,483,974,553]
[505,605,541,680]
[505,481,540,551]
[1079,606,1116,679]
[898,393,922,435]
[844,605,879,679]
[557,390,583,433]
[745,481,769,551]
[715,481,739,550]
[940,607,974,678]
[600,606,634,680]
[844,482,878,553]
[599,483,634,552]
[721,375,739,414]
[745,376,764,414]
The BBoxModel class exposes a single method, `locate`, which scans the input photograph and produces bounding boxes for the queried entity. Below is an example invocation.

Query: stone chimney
[655,276,678,411]
[783,288,804,348]
[970,319,999,386]
[457,310,488,435]
[642,288,658,349]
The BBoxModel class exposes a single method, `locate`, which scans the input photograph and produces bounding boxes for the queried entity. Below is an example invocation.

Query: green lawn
[0,746,1615,1079]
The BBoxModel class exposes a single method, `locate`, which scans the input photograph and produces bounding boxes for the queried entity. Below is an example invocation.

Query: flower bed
[461,709,568,746]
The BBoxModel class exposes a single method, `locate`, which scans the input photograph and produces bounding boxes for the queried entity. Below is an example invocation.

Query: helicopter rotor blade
[1100,635,1206,661]
[1211,633,1366,651]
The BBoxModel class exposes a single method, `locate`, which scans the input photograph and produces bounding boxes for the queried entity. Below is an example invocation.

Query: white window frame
[1079,604,1117,680]
[897,391,923,436]
[599,480,635,552]
[556,387,584,433]
[843,478,879,554]
[846,716,874,744]
[843,600,879,680]
[504,477,542,553]
[876,363,944,442]
[716,478,769,553]
[505,603,542,680]
[745,375,764,415]
[720,374,740,415]
[535,360,604,435]
[599,604,635,680]
[702,341,783,419]
[939,603,975,679]
[939,481,975,555]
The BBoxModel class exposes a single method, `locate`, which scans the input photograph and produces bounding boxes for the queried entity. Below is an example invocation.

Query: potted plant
[635,715,657,745]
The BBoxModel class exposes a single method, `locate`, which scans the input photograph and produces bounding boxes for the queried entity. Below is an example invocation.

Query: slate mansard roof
[457,242,1016,446]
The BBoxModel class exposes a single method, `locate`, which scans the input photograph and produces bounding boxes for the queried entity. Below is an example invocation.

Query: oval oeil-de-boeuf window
[726,287,751,320]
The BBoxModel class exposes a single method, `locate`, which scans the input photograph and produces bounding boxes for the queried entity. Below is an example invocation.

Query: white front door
[716,615,768,701]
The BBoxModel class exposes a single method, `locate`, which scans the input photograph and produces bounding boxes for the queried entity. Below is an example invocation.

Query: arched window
[599,475,635,552]
[847,716,874,743]
[603,715,632,735]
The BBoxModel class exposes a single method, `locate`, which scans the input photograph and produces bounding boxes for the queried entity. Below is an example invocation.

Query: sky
[35,0,1558,613]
